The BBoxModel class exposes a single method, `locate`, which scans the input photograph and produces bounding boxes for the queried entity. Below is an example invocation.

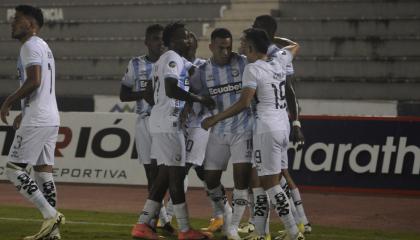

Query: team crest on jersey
[231,68,240,77]
[139,71,148,80]
[169,61,176,68]
[206,75,214,82]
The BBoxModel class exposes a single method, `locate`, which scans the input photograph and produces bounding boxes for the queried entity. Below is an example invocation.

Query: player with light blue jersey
[120,24,164,188]
[191,28,253,240]
[197,52,253,134]
[121,55,154,116]
[202,28,305,240]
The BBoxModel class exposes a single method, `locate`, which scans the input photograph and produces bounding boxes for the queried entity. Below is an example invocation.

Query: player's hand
[13,113,22,130]
[0,99,11,125]
[188,65,196,76]
[290,126,305,150]
[201,116,218,131]
[199,95,215,110]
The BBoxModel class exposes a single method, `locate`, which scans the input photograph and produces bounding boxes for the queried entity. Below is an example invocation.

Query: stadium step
[274,0,420,18]
[292,80,420,100]
[197,35,420,58]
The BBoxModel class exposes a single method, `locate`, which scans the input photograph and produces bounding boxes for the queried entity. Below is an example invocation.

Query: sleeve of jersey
[281,48,295,76]
[121,60,135,88]
[20,42,42,68]
[162,53,182,80]
[242,65,258,89]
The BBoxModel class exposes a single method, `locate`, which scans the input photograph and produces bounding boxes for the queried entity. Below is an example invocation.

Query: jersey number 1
[48,63,53,94]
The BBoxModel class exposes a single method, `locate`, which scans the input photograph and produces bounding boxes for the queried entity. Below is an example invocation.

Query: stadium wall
[0,111,419,195]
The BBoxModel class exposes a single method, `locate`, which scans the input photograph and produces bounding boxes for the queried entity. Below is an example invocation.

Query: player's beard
[12,28,29,40]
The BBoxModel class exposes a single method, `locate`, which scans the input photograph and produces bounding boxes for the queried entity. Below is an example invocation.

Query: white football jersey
[149,50,192,133]
[121,55,154,117]
[17,36,59,126]
[267,44,294,76]
[190,53,253,134]
[242,58,289,134]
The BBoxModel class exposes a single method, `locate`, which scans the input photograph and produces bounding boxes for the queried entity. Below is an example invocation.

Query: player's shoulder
[163,50,182,60]
[21,36,44,52]
[231,52,247,62]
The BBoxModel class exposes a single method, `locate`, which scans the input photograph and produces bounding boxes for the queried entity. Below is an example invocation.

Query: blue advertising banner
[288,116,420,194]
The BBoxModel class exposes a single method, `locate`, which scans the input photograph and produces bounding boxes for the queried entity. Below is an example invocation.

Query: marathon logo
[208,82,242,96]
[289,136,419,175]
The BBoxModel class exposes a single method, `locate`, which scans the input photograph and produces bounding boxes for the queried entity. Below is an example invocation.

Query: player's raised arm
[273,37,300,57]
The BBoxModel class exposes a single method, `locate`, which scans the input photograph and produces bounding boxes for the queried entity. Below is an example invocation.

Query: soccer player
[253,15,311,235]
[119,24,175,234]
[202,28,305,240]
[164,30,218,225]
[190,28,253,240]
[131,22,214,240]
[185,31,225,232]
[0,5,64,240]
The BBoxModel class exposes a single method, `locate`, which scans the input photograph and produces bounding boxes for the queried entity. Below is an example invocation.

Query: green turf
[0,205,417,240]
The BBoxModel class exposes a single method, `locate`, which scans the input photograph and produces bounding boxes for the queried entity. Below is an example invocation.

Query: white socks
[252,187,269,236]
[173,202,190,232]
[138,199,161,225]
[231,189,248,231]
[158,203,170,225]
[6,163,57,219]
[266,185,299,238]
[291,188,309,225]
[208,185,232,233]
[34,171,57,208]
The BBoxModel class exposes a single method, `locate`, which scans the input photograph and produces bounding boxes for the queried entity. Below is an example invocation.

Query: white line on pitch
[0,217,132,227]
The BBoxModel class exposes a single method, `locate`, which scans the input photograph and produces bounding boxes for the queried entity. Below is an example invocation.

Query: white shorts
[8,126,59,166]
[185,127,210,166]
[253,130,289,176]
[204,131,252,171]
[135,116,153,164]
[151,132,186,167]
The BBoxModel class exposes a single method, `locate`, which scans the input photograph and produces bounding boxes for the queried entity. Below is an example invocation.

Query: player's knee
[194,165,205,181]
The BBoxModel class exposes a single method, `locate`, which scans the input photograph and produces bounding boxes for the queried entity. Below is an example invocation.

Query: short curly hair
[15,5,44,28]
[162,21,185,47]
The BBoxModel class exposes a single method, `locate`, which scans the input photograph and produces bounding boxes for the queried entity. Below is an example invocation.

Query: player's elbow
[29,78,41,89]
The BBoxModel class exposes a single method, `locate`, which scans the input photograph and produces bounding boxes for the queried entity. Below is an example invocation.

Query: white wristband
[292,120,301,128]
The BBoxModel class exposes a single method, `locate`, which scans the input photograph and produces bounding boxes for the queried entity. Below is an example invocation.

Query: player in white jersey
[131,22,214,240]
[191,28,253,240]
[163,31,217,225]
[0,5,64,240]
[119,24,175,236]
[202,28,305,240]
[253,15,311,237]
